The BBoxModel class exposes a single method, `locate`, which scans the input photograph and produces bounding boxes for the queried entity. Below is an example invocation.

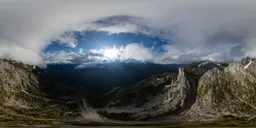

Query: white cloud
[89,43,154,62]
[92,24,138,34]
[52,32,78,48]
[120,43,154,62]
[43,51,83,64]
[44,43,155,65]
[1,0,256,65]
[201,52,233,62]
[0,39,43,66]
[245,38,256,58]
[42,42,244,66]
[78,48,85,55]
[103,46,122,59]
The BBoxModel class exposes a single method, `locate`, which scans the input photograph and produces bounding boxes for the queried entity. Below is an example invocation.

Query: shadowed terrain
[1,58,256,127]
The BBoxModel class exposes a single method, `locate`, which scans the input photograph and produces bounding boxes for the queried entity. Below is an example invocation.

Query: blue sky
[44,30,169,54]
[0,1,254,66]
[42,23,244,65]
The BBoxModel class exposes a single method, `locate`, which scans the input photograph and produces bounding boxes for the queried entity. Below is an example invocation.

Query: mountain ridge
[0,59,80,125]
[1,58,256,126]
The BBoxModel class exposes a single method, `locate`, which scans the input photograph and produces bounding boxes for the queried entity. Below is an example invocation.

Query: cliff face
[97,67,198,121]
[2,58,256,125]
[188,59,256,122]
[0,59,77,125]
[93,59,256,124]
[0,60,47,108]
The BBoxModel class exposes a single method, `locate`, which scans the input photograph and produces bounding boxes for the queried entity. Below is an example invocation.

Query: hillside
[82,59,256,126]
[187,58,256,123]
[0,59,78,126]
[47,62,185,92]
[1,58,256,126]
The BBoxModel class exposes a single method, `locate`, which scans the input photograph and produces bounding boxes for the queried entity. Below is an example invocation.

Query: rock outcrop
[2,57,256,125]
[97,67,198,121]
[93,59,256,124]
[0,59,77,125]
[0,59,47,108]
[187,58,256,122]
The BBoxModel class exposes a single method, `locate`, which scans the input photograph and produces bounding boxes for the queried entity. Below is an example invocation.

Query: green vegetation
[13,107,68,119]
[0,116,59,127]
[0,59,75,126]
[151,116,256,127]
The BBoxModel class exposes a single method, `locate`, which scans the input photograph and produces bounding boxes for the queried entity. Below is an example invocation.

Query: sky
[0,0,256,67]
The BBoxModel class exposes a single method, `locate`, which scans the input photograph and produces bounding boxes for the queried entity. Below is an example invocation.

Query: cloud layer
[0,0,256,66]
[44,43,154,65]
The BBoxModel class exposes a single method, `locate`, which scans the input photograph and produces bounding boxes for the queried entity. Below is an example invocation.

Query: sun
[103,47,120,59]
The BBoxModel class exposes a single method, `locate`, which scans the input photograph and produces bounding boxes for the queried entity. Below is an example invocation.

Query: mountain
[2,58,256,126]
[81,58,256,126]
[89,61,227,121]
[187,58,256,122]
[47,62,185,93]
[0,59,78,125]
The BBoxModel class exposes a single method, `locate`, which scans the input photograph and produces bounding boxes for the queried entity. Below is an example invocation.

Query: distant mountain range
[47,62,186,93]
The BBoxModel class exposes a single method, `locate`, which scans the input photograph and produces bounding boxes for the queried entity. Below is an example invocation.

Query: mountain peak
[241,56,256,65]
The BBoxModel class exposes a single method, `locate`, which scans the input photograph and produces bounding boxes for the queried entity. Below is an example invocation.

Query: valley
[0,58,256,127]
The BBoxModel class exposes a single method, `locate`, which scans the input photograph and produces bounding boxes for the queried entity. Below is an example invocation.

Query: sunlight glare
[103,46,120,59]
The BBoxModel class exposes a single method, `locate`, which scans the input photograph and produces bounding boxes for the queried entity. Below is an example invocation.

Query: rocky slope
[187,58,256,122]
[2,57,256,126]
[90,61,227,122]
[84,59,256,125]
[0,59,78,125]
[0,59,46,108]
